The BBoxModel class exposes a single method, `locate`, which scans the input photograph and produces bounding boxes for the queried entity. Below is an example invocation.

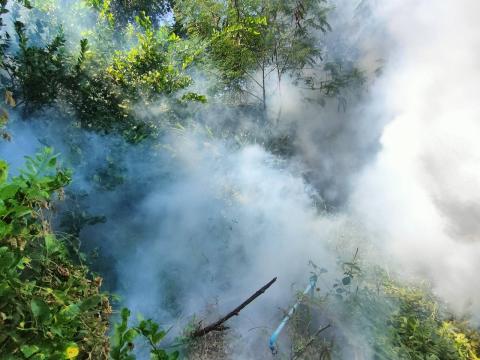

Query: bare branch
[191,277,277,338]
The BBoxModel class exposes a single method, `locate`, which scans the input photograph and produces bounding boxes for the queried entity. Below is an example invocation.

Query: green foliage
[86,0,173,26]
[0,148,111,359]
[439,322,480,360]
[84,0,115,26]
[290,256,480,360]
[13,21,68,111]
[107,13,197,101]
[384,284,480,360]
[302,60,366,110]
[110,308,179,360]
[174,0,332,107]
[318,62,365,97]
[0,1,136,133]
[0,0,203,140]
[112,0,173,26]
[175,0,269,96]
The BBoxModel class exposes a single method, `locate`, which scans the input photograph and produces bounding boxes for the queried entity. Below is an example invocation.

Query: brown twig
[192,277,277,338]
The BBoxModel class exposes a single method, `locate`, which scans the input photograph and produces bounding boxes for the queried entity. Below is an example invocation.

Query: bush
[0,148,111,359]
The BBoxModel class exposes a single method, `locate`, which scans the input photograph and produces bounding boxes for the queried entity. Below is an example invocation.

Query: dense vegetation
[0,0,479,359]
[0,149,110,359]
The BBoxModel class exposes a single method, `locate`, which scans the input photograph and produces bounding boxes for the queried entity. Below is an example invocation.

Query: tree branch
[245,71,263,89]
[239,87,264,103]
[191,277,277,338]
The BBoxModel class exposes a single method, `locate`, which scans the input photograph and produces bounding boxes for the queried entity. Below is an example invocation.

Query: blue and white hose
[269,274,318,354]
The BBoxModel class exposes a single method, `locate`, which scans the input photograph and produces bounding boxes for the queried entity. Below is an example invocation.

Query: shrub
[0,148,111,359]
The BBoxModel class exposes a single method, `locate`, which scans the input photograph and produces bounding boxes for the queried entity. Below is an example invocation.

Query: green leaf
[44,234,60,256]
[0,282,13,296]
[30,298,51,322]
[59,303,81,321]
[12,206,32,217]
[342,276,352,285]
[80,294,102,311]
[49,325,63,337]
[152,330,166,344]
[0,247,16,270]
[17,256,31,270]
[21,0,33,9]
[169,351,179,360]
[121,307,131,322]
[151,349,168,359]
[124,328,138,342]
[20,344,40,358]
[31,353,46,360]
[48,156,57,167]
[181,92,207,103]
[0,160,8,184]
[0,183,20,200]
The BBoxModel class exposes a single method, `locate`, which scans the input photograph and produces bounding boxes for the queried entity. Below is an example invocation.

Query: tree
[107,12,196,100]
[174,0,331,110]
[0,0,204,140]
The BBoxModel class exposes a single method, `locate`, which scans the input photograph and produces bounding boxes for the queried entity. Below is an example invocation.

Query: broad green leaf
[123,328,138,342]
[79,294,102,311]
[59,303,81,321]
[12,206,32,217]
[48,156,57,167]
[49,325,63,337]
[30,298,51,322]
[45,234,60,256]
[0,184,20,200]
[0,282,12,296]
[0,247,16,269]
[20,344,40,358]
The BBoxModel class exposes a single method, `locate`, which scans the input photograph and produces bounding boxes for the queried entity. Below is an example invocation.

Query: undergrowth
[0,148,179,360]
[0,148,110,359]
[286,255,480,360]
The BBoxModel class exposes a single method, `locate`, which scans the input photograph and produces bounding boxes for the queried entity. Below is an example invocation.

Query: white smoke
[351,0,480,319]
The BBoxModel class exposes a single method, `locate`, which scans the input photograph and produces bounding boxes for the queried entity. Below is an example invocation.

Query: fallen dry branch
[192,277,277,338]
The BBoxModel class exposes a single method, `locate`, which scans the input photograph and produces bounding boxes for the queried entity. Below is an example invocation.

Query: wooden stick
[192,277,277,338]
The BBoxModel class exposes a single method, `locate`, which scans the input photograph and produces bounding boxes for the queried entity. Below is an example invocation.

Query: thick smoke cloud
[99,131,344,324]
[0,114,351,358]
[351,0,480,319]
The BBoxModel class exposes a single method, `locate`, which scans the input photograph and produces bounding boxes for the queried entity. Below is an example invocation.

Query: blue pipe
[269,275,318,354]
